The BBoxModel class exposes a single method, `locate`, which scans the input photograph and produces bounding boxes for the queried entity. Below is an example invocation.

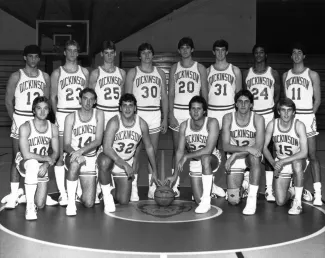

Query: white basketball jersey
[15,69,46,116]
[273,118,300,160]
[133,66,162,112]
[27,119,52,156]
[285,68,313,114]
[245,67,275,115]
[113,114,142,161]
[230,112,256,147]
[208,64,236,112]
[57,66,86,110]
[71,110,97,157]
[174,62,201,111]
[95,66,123,113]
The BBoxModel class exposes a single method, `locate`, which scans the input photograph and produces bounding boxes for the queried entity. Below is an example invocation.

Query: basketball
[154,186,175,207]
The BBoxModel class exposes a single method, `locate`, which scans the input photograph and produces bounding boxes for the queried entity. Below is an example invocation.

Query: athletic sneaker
[303,189,313,202]
[148,185,156,199]
[5,194,18,209]
[58,192,68,206]
[212,184,226,198]
[46,195,58,206]
[173,187,180,198]
[195,197,211,214]
[288,199,302,215]
[313,193,323,206]
[25,205,37,220]
[242,196,257,215]
[103,194,116,214]
[265,188,276,202]
[66,203,77,216]
[130,185,139,202]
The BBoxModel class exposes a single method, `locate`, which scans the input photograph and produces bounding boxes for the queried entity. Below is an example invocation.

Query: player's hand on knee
[76,155,86,165]
[70,149,84,162]
[274,169,280,179]
[274,160,285,171]
[38,163,49,177]
[225,155,235,173]
[124,164,134,178]
[247,147,262,158]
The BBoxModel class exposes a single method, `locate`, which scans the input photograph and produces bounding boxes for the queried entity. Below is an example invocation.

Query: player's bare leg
[55,136,68,206]
[147,132,160,199]
[288,160,305,215]
[171,129,180,197]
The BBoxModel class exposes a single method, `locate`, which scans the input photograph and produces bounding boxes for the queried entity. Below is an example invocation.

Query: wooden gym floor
[0,127,324,258]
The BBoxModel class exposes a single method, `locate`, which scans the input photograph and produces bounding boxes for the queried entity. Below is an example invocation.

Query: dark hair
[101,40,116,52]
[178,37,194,49]
[137,43,155,57]
[234,90,254,104]
[79,88,97,100]
[291,42,305,55]
[32,96,50,114]
[277,98,296,113]
[119,93,137,107]
[64,40,80,52]
[189,95,208,115]
[252,43,268,54]
[212,39,228,51]
[23,45,41,57]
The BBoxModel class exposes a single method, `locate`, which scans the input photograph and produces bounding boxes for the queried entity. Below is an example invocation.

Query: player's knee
[292,160,304,174]
[83,199,95,208]
[227,188,241,205]
[97,153,112,170]
[35,200,46,209]
[119,198,130,205]
[275,197,287,206]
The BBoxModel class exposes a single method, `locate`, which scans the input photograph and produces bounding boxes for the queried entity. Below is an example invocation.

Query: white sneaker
[148,185,156,199]
[5,194,18,209]
[1,188,24,204]
[103,194,116,214]
[46,195,58,206]
[289,199,302,215]
[243,196,257,215]
[66,203,77,216]
[195,198,211,214]
[302,189,313,202]
[265,188,276,202]
[25,205,37,220]
[212,184,226,198]
[173,187,180,198]
[313,193,323,206]
[58,192,68,206]
[130,185,140,202]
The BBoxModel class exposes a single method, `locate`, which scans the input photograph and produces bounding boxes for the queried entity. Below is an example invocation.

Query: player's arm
[185,118,219,160]
[5,71,20,120]
[272,69,281,107]
[252,114,265,152]
[198,63,208,101]
[168,64,178,125]
[263,120,276,167]
[310,70,321,113]
[233,65,242,93]
[125,68,136,94]
[49,124,59,164]
[88,68,99,89]
[42,72,51,98]
[119,68,127,95]
[157,67,168,134]
[19,122,52,162]
[140,117,160,185]
[282,72,288,98]
[63,112,76,155]
[50,68,60,114]
[81,67,90,87]
[242,69,249,90]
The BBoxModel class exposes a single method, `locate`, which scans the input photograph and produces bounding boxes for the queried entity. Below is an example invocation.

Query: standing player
[164,96,221,214]
[243,44,281,202]
[125,43,168,200]
[50,40,89,206]
[97,94,160,213]
[207,39,242,197]
[63,88,104,216]
[16,96,59,220]
[283,43,322,206]
[263,98,307,215]
[168,37,209,197]
[222,90,265,215]
[3,45,51,209]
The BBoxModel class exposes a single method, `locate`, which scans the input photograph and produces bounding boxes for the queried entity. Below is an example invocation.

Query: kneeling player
[16,96,59,220]
[263,98,307,215]
[165,96,222,214]
[64,88,104,216]
[222,90,265,215]
[97,93,160,214]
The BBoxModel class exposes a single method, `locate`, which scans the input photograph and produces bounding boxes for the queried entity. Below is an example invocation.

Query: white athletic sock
[101,184,113,196]
[265,171,273,189]
[66,180,78,204]
[148,174,153,186]
[201,174,213,200]
[248,184,259,197]
[132,174,138,186]
[294,187,303,205]
[25,183,37,209]
[172,169,180,188]
[314,182,322,193]
[10,182,19,198]
[54,166,66,194]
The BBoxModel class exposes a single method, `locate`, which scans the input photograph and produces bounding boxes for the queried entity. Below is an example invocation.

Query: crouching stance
[165,96,222,214]
[17,96,59,220]
[222,90,265,215]
[64,88,104,216]
[263,98,308,215]
[97,93,160,214]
